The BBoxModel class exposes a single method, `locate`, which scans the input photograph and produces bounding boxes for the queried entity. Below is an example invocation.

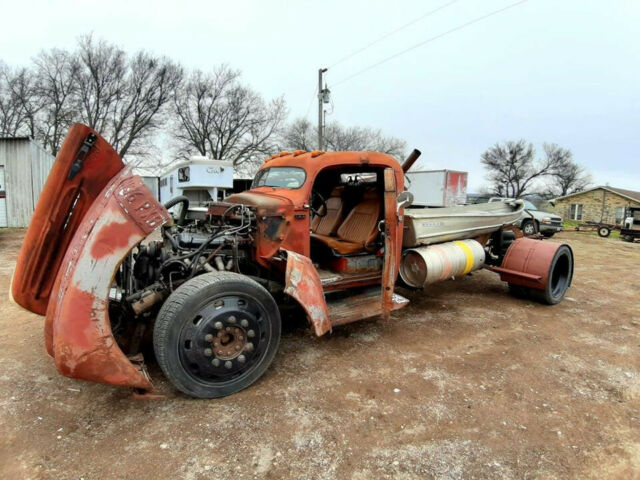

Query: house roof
[554,186,640,204]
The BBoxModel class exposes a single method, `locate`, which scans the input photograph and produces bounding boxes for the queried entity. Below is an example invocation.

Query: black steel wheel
[598,226,611,237]
[153,272,281,398]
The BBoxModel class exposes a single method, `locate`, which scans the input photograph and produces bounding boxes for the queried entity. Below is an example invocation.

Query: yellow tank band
[453,241,475,275]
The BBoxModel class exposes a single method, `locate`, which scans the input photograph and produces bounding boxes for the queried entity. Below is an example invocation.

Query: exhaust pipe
[402,149,422,173]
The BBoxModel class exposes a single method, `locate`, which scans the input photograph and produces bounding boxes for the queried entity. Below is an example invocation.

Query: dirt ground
[1,229,639,480]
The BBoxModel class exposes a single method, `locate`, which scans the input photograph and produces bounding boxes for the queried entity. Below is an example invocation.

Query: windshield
[524,201,538,210]
[252,167,306,189]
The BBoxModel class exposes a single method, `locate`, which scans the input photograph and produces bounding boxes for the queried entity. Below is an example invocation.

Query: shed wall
[0,139,55,227]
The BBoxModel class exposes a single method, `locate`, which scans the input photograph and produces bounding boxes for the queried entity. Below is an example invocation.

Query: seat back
[311,187,344,236]
[336,190,381,245]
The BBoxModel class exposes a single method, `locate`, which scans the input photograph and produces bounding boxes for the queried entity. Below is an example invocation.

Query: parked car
[489,198,563,237]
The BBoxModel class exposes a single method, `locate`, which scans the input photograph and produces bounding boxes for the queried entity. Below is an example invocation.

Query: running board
[327,287,409,328]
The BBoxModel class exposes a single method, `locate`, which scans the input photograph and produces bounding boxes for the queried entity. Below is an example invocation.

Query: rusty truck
[11,125,574,398]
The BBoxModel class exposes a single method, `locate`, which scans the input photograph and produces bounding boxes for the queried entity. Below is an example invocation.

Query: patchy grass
[563,220,621,238]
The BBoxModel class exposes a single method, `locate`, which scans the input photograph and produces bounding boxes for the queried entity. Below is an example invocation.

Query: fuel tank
[399,239,485,288]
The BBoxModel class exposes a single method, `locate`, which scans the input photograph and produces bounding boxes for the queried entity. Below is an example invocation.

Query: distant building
[0,137,55,227]
[550,186,640,224]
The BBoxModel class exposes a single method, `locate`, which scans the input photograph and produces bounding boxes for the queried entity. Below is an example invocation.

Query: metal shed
[0,137,55,227]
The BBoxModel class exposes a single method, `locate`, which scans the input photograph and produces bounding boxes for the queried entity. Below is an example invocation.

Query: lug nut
[247,330,255,338]
[235,345,241,351]
[226,327,231,332]
[238,355,246,364]
[204,348,212,357]
[228,315,236,323]
[214,342,219,347]
[214,321,223,330]
[204,334,214,342]
[245,343,254,352]
[238,335,244,341]
[212,358,220,367]
[218,350,223,355]
[240,319,249,328]
[224,361,232,369]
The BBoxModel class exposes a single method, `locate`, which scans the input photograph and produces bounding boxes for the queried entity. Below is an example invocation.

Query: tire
[622,235,634,243]
[153,272,281,399]
[598,226,611,238]
[521,220,538,236]
[529,244,573,305]
[542,231,555,238]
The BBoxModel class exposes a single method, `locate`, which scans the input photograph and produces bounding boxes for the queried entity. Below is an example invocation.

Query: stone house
[550,186,640,224]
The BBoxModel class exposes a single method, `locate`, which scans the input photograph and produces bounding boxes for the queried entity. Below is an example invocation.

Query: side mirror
[397,191,414,212]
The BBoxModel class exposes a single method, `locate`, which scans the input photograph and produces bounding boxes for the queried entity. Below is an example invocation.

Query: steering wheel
[310,190,328,217]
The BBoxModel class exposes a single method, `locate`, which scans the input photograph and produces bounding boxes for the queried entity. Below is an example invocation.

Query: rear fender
[282,250,331,336]
[45,167,170,390]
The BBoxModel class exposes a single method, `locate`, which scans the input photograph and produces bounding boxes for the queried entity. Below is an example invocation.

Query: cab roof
[260,150,402,176]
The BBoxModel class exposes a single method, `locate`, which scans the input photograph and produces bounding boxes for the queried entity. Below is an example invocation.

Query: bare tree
[74,35,183,158]
[280,117,407,160]
[481,140,571,198]
[33,49,79,154]
[108,52,183,158]
[0,63,39,137]
[172,65,286,169]
[542,143,591,197]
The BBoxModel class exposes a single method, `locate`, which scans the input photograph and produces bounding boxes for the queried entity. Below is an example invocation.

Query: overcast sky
[1,0,638,191]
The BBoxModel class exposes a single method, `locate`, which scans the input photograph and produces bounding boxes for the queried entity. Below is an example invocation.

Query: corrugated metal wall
[0,138,55,227]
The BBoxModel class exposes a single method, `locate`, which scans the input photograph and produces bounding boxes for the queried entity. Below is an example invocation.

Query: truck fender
[282,250,331,336]
[45,167,170,390]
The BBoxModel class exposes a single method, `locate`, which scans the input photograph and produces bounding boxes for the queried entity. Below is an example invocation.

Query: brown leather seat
[311,190,381,254]
[311,187,344,236]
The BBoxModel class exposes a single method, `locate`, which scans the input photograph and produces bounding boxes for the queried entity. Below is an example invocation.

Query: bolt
[245,343,254,352]
[238,335,244,341]
[214,342,219,347]
[238,355,246,364]
[240,319,249,328]
[204,334,213,342]
[228,315,236,323]
[247,330,255,338]
[214,321,223,330]
[211,358,220,367]
[235,345,241,351]
[226,327,231,332]
[204,348,212,357]
[218,350,224,355]
[224,361,232,369]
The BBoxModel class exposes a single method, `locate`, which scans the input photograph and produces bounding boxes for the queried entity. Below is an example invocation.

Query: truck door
[382,168,398,318]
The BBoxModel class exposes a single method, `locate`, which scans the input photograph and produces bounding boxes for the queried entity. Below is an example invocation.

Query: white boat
[403,199,525,247]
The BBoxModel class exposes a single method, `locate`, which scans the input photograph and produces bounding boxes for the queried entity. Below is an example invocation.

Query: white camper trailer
[159,157,234,216]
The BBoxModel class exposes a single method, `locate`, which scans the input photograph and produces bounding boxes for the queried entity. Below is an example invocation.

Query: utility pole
[317,68,328,150]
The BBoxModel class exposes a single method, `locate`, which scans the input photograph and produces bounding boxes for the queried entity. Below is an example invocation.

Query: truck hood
[224,190,295,214]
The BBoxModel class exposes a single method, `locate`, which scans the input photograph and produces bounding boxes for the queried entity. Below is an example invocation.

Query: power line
[329,0,461,69]
[332,0,527,88]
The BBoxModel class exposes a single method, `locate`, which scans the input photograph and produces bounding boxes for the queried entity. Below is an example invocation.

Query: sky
[1,0,638,192]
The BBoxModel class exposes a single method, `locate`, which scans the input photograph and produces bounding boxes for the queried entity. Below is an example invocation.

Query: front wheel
[153,272,281,398]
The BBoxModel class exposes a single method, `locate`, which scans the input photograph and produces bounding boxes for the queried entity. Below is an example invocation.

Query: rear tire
[529,244,573,305]
[542,231,555,238]
[598,226,611,237]
[153,272,281,399]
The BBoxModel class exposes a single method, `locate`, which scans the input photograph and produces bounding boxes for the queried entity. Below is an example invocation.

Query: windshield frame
[251,166,307,190]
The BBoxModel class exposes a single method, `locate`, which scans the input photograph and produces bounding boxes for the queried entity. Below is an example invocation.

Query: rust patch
[90,218,138,259]
[282,250,331,336]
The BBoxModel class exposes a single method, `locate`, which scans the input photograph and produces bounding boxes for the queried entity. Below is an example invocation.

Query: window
[252,167,306,189]
[615,206,625,224]
[524,201,538,211]
[569,203,583,221]
[178,166,190,182]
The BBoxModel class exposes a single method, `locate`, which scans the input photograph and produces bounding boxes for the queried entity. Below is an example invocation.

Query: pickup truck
[11,125,574,398]
[489,198,563,237]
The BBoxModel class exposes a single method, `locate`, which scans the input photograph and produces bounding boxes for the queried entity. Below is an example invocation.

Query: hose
[163,195,189,226]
